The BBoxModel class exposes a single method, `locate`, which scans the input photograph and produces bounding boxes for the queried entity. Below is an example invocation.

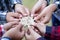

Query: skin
[31,0,57,24]
[6,4,30,22]
[25,26,41,40]
[33,23,46,35]
[34,4,57,23]
[3,22,19,31]
[6,12,20,22]
[2,23,24,40]
[4,0,57,40]
[31,0,47,18]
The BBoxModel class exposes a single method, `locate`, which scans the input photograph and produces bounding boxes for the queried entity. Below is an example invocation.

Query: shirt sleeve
[1,37,11,40]
[1,38,10,40]
[0,11,7,25]
[45,26,60,40]
[37,37,46,40]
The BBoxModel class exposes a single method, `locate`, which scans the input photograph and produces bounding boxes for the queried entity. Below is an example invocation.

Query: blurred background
[23,0,53,9]
[23,0,37,9]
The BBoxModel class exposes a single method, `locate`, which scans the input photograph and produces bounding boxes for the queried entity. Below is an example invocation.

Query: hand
[2,23,24,40]
[3,22,18,31]
[34,4,57,23]
[25,26,41,40]
[33,23,46,35]
[15,4,30,17]
[6,12,20,22]
[31,0,47,17]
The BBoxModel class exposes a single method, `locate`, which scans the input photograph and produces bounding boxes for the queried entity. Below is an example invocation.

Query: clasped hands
[3,0,57,40]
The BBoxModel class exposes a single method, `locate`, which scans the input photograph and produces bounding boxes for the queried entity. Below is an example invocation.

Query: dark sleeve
[45,26,60,40]
[37,37,46,40]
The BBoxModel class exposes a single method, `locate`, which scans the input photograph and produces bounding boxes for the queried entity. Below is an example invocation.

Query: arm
[45,1,60,39]
[33,23,60,40]
[1,23,24,40]
[45,26,60,40]
[0,22,18,38]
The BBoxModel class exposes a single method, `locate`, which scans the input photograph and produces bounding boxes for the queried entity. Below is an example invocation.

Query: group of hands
[2,0,57,40]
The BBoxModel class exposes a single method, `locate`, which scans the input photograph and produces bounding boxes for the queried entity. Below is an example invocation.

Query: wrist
[40,25,46,34]
[2,33,11,40]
